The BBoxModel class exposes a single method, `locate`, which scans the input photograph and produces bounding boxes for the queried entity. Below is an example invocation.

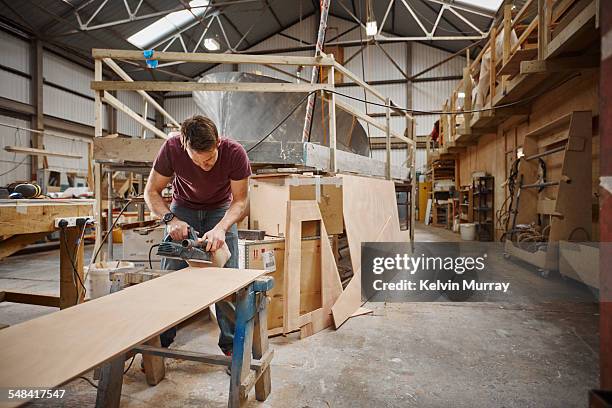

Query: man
[144,115,251,356]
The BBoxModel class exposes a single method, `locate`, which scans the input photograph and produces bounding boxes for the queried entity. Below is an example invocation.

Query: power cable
[89,199,134,265]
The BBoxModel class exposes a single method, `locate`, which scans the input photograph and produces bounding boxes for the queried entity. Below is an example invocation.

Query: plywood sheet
[0,267,265,393]
[332,175,404,328]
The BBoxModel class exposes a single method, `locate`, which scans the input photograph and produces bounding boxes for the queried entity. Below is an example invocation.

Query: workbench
[0,199,94,309]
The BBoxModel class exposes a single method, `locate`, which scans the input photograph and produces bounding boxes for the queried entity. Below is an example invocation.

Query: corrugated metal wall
[43,130,91,175]
[412,43,466,136]
[0,31,31,104]
[0,115,32,186]
[0,31,101,185]
[116,91,155,137]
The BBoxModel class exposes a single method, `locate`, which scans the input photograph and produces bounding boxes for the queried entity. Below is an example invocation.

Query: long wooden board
[0,267,265,395]
[331,175,405,328]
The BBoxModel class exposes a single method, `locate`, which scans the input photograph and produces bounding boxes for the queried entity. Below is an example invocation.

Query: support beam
[102,92,168,139]
[102,58,180,128]
[92,81,333,93]
[92,49,335,66]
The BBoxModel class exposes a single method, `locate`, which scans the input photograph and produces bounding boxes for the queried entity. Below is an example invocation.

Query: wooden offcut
[332,175,406,328]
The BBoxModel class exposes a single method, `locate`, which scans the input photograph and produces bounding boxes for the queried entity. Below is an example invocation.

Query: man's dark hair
[180,115,219,151]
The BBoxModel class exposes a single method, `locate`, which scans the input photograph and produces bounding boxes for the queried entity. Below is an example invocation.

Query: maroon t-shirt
[153,134,251,210]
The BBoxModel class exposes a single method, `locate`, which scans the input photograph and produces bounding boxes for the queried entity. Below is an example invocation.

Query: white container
[460,223,476,241]
[85,261,135,299]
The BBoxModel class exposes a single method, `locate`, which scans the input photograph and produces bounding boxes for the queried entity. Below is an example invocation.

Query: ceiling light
[366,21,377,36]
[204,38,220,51]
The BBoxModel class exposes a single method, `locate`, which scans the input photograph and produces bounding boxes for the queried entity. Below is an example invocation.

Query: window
[127,0,210,49]
[457,0,504,12]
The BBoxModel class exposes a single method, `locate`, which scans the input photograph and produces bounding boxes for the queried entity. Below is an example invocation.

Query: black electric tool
[156,227,212,265]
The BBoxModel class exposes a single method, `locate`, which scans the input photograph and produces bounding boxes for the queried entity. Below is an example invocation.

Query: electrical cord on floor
[78,355,136,390]
[79,376,98,389]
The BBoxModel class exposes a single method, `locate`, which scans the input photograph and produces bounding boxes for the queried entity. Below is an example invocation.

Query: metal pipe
[524,145,566,161]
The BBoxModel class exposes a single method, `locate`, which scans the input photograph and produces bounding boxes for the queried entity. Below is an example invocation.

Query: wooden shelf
[524,112,573,138]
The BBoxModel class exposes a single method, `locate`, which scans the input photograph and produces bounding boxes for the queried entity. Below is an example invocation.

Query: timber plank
[0,267,265,397]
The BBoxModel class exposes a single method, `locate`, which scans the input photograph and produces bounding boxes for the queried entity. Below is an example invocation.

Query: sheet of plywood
[332,175,404,328]
[0,267,265,394]
[283,201,342,335]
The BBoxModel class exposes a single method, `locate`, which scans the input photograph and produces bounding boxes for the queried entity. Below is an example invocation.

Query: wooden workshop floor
[0,231,599,408]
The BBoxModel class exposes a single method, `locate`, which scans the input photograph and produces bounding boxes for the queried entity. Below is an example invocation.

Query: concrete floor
[0,223,599,408]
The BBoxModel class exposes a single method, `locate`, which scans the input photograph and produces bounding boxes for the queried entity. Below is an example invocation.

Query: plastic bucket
[460,223,476,241]
[85,261,135,299]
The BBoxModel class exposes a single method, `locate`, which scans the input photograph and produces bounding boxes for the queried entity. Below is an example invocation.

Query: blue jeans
[160,203,238,354]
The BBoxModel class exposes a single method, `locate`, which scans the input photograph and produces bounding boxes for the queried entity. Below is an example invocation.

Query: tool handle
[181,238,209,249]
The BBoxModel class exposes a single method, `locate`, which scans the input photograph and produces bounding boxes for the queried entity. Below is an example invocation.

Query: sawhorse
[94,275,274,408]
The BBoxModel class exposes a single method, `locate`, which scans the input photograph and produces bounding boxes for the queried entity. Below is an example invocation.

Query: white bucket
[85,261,135,299]
[460,223,476,241]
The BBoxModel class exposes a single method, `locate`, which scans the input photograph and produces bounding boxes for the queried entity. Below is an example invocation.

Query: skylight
[457,0,504,11]
[127,0,210,49]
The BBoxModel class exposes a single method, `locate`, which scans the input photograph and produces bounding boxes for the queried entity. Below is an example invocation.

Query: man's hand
[167,218,189,241]
[201,226,226,252]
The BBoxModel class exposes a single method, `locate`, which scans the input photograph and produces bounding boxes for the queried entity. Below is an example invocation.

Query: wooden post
[463,66,473,132]
[141,98,148,139]
[328,60,337,173]
[385,98,391,180]
[503,4,512,92]
[30,39,44,180]
[490,25,497,105]
[95,353,126,408]
[450,92,457,142]
[142,336,165,385]
[93,59,104,262]
[599,1,612,390]
[537,0,549,59]
[59,226,84,309]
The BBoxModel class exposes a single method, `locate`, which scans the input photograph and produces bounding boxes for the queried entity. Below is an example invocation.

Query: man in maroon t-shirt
[144,115,251,356]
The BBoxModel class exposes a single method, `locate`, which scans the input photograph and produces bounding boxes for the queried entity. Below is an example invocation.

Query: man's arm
[144,168,190,240]
[202,177,249,251]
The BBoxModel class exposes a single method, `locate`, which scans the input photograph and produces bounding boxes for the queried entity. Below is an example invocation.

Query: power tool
[156,227,212,265]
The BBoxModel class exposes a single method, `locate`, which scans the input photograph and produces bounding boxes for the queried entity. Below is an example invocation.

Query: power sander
[156,227,213,265]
